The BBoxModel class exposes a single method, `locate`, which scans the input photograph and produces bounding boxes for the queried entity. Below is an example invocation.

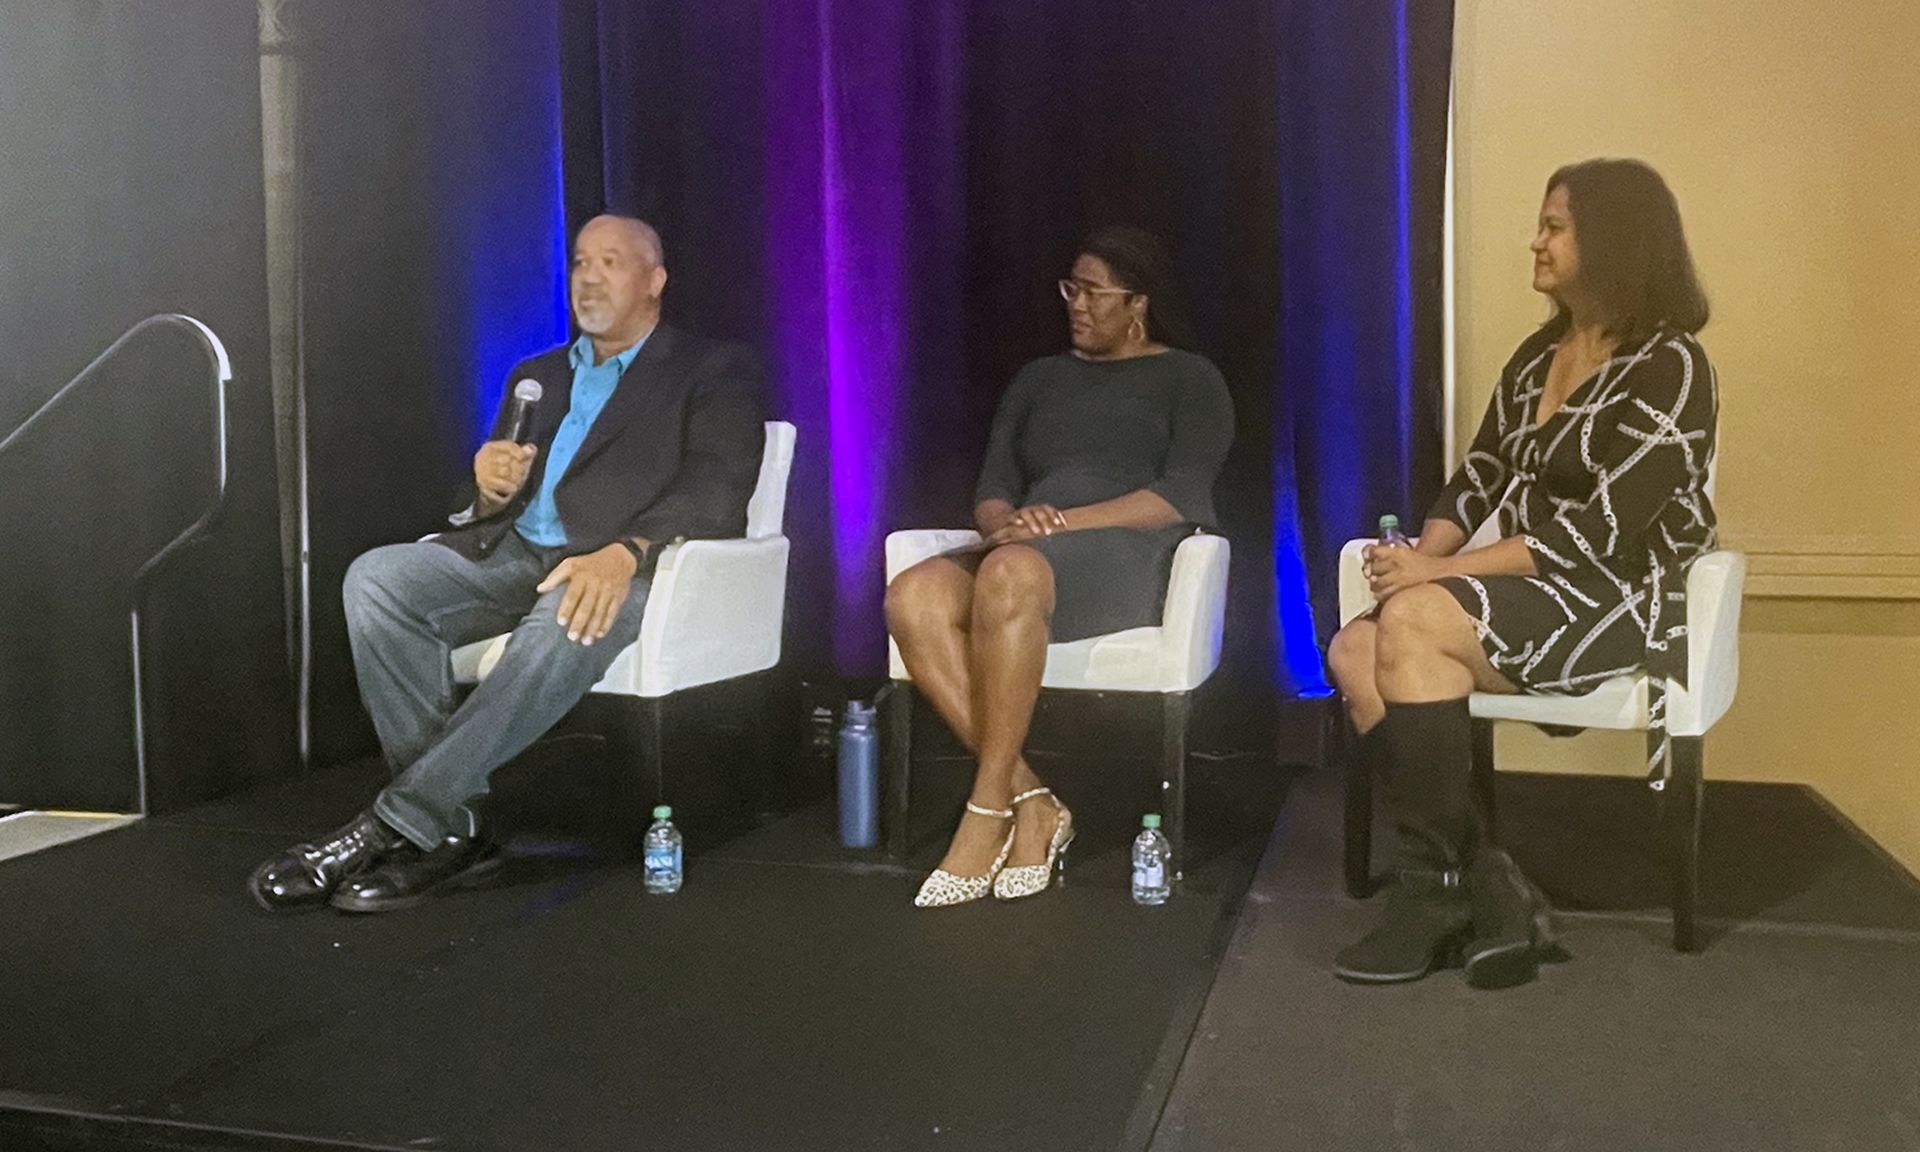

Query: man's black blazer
[436,323,767,564]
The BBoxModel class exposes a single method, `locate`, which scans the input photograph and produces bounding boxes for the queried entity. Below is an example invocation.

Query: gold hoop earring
[1128,317,1146,344]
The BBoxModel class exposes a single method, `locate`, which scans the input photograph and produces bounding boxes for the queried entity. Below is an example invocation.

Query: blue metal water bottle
[837,700,879,848]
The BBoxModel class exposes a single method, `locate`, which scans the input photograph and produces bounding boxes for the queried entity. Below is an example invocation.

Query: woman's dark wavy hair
[1078,225,1198,349]
[1544,158,1710,345]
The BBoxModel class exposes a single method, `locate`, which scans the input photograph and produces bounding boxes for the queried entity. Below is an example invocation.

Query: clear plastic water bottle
[1132,814,1171,905]
[1378,513,1410,549]
[643,805,683,894]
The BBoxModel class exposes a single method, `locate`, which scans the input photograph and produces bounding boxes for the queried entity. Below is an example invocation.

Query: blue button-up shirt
[515,330,650,547]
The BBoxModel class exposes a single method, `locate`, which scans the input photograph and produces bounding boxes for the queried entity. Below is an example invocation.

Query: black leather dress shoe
[250,811,401,912]
[329,832,502,914]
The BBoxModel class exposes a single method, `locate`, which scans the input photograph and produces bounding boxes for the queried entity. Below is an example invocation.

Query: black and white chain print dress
[1430,324,1718,785]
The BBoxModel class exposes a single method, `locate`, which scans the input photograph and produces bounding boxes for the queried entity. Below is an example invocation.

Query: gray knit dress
[971,349,1234,643]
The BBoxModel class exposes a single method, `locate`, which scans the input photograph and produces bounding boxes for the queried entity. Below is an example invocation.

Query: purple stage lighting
[763,0,918,673]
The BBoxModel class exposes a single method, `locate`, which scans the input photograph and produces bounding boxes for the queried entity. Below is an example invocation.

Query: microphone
[505,378,543,444]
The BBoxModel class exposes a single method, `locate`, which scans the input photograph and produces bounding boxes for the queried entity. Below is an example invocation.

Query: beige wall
[1451,0,1920,874]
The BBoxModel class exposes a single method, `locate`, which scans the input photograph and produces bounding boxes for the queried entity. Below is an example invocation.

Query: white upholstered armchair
[450,421,796,799]
[880,529,1230,875]
[1334,532,1746,951]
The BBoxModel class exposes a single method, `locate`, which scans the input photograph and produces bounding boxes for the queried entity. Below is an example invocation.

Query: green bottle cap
[1142,813,1162,830]
[1378,514,1401,532]
[652,805,672,820]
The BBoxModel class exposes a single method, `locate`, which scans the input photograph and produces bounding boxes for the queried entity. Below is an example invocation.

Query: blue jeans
[341,532,648,848]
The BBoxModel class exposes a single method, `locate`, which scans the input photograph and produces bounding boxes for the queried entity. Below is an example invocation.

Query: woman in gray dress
[1327,159,1716,988]
[885,226,1234,908]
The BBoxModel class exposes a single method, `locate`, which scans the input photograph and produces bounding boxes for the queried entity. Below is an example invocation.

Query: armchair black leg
[1471,718,1498,844]
[1663,734,1705,952]
[1161,692,1190,882]
[744,670,777,818]
[638,695,668,811]
[882,680,914,860]
[1338,710,1374,899]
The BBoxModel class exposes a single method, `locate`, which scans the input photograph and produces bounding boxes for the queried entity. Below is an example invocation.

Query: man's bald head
[570,214,668,357]
[582,214,664,268]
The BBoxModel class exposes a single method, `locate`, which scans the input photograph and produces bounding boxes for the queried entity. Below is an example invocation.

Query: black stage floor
[0,736,1287,1152]
[5,732,1920,1152]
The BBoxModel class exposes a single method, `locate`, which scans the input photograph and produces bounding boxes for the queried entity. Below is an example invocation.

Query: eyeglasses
[1057,279,1134,304]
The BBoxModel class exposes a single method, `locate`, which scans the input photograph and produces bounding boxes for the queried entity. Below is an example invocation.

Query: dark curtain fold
[1277,0,1455,674]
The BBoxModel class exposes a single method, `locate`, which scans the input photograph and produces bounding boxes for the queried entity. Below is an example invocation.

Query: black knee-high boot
[1333,698,1477,984]
[1462,845,1560,989]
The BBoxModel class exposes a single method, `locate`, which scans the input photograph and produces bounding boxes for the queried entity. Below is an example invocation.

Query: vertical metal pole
[130,609,149,816]
[258,0,312,767]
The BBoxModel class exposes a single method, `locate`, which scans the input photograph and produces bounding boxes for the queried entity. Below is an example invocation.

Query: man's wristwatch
[615,538,649,570]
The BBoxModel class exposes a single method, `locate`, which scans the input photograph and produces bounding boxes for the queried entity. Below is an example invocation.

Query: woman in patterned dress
[1327,159,1717,988]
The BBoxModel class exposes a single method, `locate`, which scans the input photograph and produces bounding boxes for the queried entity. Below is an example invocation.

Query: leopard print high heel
[993,787,1074,901]
[913,802,1016,907]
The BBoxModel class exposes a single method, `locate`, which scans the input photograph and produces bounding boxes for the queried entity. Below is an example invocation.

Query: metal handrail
[0,314,233,815]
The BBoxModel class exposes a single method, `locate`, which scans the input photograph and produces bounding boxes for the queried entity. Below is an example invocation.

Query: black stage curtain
[561,0,1290,685]
[261,0,1454,763]
[1276,0,1455,646]
[0,0,293,811]
[294,0,572,766]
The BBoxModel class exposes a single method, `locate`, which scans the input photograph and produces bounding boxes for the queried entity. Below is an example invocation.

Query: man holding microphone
[251,214,765,914]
